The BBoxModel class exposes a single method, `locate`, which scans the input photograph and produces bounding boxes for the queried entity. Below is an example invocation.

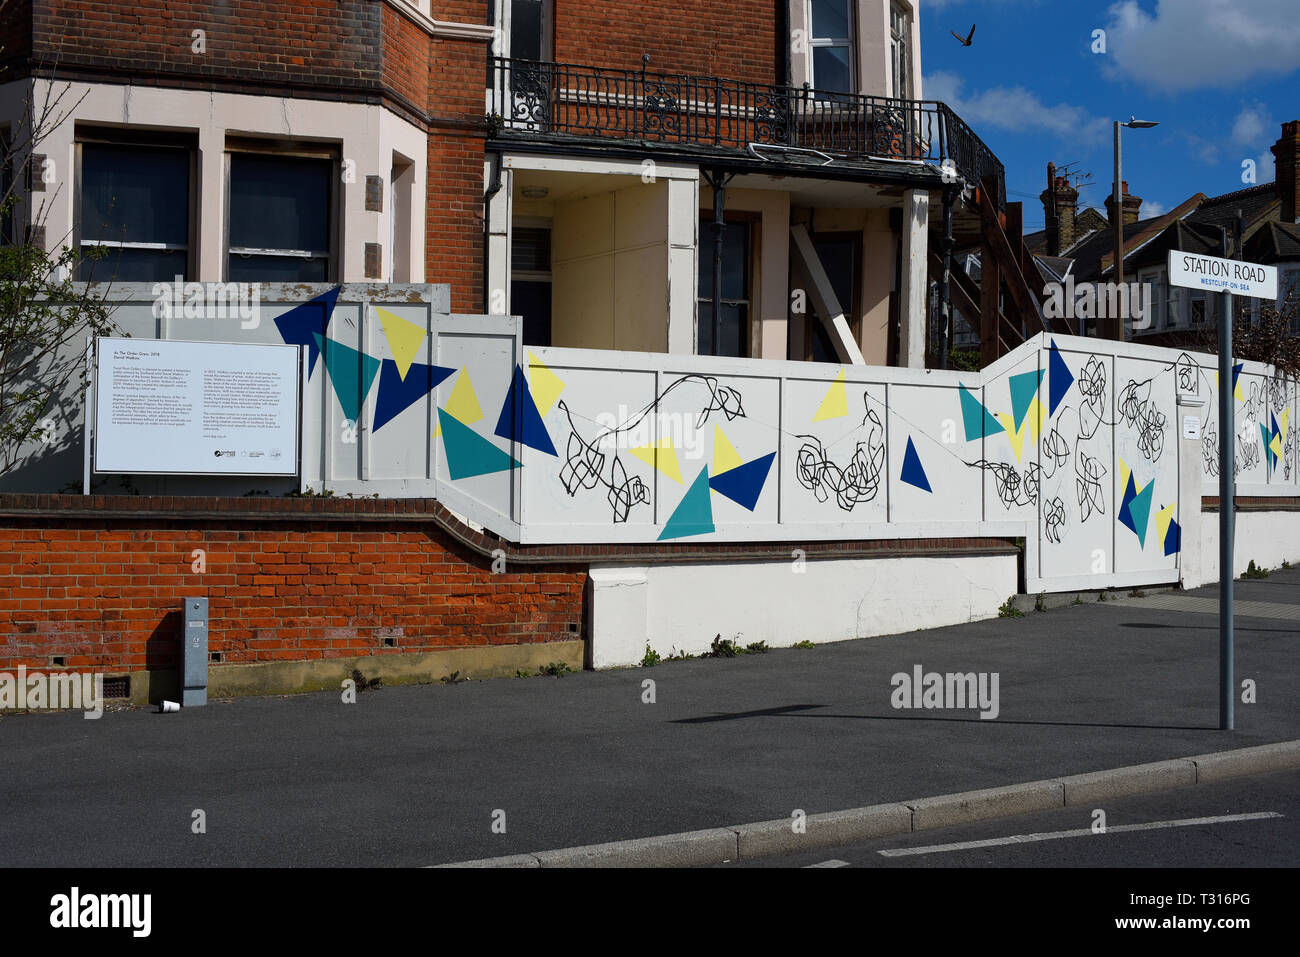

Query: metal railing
[488,57,1005,207]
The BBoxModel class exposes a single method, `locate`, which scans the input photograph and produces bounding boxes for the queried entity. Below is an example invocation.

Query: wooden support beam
[979,227,1002,367]
[978,178,1045,337]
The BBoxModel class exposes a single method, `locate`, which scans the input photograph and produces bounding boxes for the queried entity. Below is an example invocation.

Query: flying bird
[951,24,976,47]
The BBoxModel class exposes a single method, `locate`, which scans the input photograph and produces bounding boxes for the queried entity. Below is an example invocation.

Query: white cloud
[924,71,1108,144]
[1102,0,1300,92]
[1141,199,1168,218]
[1232,103,1272,145]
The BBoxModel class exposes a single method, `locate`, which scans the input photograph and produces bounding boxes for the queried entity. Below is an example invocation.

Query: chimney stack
[1040,162,1079,256]
[1273,120,1299,224]
[1105,181,1143,226]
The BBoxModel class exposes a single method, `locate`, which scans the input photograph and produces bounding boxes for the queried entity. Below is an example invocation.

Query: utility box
[182,598,208,707]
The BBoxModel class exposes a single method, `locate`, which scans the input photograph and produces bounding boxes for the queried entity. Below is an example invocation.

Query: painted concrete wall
[550,181,672,353]
[589,551,1016,668]
[3,79,427,284]
[1195,510,1300,586]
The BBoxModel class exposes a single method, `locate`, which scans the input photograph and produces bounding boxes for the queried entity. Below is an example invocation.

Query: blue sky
[919,0,1300,232]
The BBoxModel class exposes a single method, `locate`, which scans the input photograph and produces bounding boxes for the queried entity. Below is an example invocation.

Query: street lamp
[1111,115,1159,340]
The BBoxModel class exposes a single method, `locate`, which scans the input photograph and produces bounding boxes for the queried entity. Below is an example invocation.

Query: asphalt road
[2,567,1297,867]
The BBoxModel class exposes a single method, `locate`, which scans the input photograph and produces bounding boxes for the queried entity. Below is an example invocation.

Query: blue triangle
[272,287,340,377]
[1164,518,1181,556]
[494,364,557,456]
[1048,341,1074,417]
[1010,369,1044,431]
[900,436,932,492]
[372,360,456,432]
[959,385,1003,441]
[1261,424,1274,469]
[1118,473,1138,536]
[315,333,380,424]
[1231,362,1244,392]
[709,452,776,511]
[438,408,520,480]
[658,467,715,540]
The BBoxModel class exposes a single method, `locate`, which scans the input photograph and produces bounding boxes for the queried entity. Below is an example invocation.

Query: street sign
[1168,250,1277,299]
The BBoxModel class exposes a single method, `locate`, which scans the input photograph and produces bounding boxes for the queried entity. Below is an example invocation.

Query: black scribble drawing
[554,374,743,523]
[968,459,1039,509]
[1268,374,1288,415]
[1202,424,1219,478]
[794,394,885,511]
[1117,376,1167,463]
[1044,496,1067,543]
[1286,429,1294,482]
[1076,355,1107,439]
[1236,431,1260,474]
[1075,446,1107,523]
[1041,427,1070,479]
[557,404,650,522]
[1176,353,1199,396]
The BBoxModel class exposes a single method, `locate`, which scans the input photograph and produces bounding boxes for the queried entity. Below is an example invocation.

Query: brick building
[0,0,1009,367]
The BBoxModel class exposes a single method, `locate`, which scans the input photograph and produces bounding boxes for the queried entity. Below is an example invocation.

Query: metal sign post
[1167,243,1278,731]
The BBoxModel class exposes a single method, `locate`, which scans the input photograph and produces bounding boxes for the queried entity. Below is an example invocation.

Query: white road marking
[878,812,1283,857]
[805,859,850,868]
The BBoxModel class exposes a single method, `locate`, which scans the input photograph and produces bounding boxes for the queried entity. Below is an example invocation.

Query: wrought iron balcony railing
[487,57,1005,208]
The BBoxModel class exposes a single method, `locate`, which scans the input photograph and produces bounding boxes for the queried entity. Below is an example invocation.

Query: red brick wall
[553,0,778,83]
[0,506,586,675]
[30,0,385,95]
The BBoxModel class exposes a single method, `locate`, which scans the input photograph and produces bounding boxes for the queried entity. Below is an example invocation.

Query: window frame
[223,137,340,284]
[696,211,757,359]
[889,1,913,100]
[73,127,198,282]
[807,0,857,96]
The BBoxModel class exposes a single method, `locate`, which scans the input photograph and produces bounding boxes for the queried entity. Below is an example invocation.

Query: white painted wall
[5,78,427,283]
[1193,510,1300,586]
[588,551,1016,668]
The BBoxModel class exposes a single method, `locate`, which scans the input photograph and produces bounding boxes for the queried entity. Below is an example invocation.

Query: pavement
[2,565,1298,868]
[721,767,1300,868]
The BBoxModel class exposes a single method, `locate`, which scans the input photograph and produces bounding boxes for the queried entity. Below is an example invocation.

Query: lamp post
[1111,116,1159,340]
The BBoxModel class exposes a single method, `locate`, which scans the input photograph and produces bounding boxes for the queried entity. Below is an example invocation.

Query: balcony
[487,56,1005,208]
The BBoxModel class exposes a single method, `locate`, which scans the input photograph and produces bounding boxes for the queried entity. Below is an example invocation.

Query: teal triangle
[1127,480,1154,548]
[709,452,776,511]
[1009,369,1044,431]
[958,385,1002,441]
[315,333,380,424]
[658,466,715,540]
[900,436,932,492]
[438,408,521,480]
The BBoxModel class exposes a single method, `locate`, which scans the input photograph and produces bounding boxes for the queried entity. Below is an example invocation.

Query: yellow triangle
[1119,457,1131,492]
[812,368,848,422]
[997,411,1027,463]
[375,306,426,382]
[445,369,483,424]
[713,425,743,476]
[527,350,565,418]
[1270,434,1283,458]
[629,438,683,484]
[1155,502,1175,545]
[1026,397,1048,442]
